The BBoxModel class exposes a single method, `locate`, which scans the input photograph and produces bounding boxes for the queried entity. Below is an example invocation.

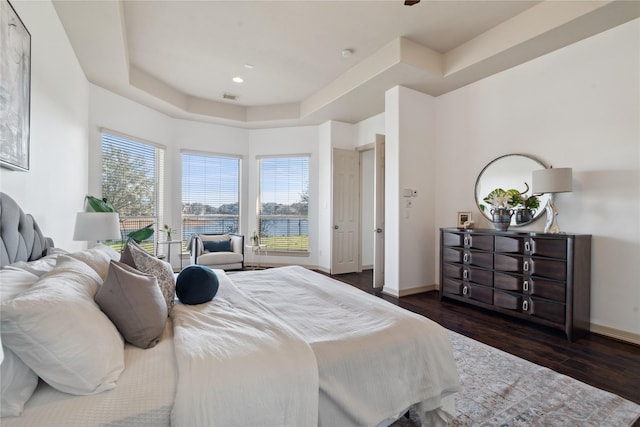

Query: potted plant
[483,188,518,231]
[513,194,540,224]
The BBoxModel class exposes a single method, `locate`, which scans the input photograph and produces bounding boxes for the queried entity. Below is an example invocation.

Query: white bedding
[2,320,176,427]
[229,266,462,426]
[170,271,319,427]
[3,264,459,427]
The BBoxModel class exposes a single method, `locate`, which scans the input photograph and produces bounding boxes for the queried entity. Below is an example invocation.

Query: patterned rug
[393,330,640,426]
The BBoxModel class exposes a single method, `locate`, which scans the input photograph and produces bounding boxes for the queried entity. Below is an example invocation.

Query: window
[181,152,240,243]
[101,131,165,253]
[257,155,309,252]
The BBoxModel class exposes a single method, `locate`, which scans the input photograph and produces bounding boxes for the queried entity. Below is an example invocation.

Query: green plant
[513,193,540,210]
[85,195,154,244]
[507,182,540,210]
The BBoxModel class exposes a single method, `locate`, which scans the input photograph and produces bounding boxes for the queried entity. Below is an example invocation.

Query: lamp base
[544,197,561,234]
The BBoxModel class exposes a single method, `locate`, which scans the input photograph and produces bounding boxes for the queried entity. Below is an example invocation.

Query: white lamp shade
[73,212,121,241]
[532,168,573,194]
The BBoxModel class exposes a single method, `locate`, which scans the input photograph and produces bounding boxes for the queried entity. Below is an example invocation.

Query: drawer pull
[464,236,470,246]
[522,299,529,311]
[523,260,530,272]
[524,241,531,252]
[463,269,469,279]
[523,280,529,292]
[463,253,469,263]
[462,285,468,296]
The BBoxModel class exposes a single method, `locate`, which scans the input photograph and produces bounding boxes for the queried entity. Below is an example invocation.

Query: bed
[0,192,461,426]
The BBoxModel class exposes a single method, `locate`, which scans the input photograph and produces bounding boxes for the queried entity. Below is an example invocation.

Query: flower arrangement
[483,188,519,210]
[163,224,173,240]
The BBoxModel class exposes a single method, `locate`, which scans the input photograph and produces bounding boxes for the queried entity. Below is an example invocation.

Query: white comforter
[229,266,461,426]
[170,271,319,427]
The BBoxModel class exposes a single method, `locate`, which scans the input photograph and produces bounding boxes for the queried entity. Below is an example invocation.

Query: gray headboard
[0,192,54,268]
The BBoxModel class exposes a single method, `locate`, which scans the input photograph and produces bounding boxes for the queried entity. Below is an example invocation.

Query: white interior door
[373,135,385,288]
[332,148,359,275]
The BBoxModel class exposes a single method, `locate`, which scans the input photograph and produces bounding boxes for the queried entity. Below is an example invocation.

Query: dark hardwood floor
[328,269,640,408]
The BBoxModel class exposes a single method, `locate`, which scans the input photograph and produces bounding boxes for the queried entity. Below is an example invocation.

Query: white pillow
[67,243,120,281]
[0,256,125,395]
[0,346,38,417]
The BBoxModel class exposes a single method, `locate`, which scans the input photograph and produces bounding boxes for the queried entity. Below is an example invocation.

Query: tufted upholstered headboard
[0,192,54,268]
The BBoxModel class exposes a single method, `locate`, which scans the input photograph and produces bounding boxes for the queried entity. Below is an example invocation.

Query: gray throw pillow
[122,241,176,312]
[95,260,168,349]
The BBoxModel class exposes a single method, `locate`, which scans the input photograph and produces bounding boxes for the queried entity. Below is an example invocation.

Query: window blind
[181,152,240,242]
[257,155,309,251]
[101,132,164,253]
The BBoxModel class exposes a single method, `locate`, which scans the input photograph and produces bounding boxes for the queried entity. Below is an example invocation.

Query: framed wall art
[1,0,31,171]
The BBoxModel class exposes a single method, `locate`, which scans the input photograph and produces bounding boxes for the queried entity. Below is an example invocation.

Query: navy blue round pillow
[176,265,219,305]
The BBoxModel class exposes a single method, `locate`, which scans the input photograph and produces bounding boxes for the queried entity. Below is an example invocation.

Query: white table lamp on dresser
[532,167,572,234]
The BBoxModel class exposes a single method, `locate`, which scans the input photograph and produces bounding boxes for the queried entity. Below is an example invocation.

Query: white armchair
[189,234,244,271]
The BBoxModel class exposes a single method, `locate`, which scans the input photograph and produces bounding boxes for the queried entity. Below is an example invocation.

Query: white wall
[0,0,89,251]
[354,113,385,148]
[434,19,640,337]
[384,86,437,297]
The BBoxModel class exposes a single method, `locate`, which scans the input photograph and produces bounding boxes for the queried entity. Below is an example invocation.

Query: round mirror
[474,154,550,227]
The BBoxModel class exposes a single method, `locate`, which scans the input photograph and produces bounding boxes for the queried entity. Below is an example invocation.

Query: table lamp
[73,212,121,243]
[532,167,572,233]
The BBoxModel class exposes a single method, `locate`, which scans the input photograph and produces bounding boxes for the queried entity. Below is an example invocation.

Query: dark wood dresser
[440,228,591,341]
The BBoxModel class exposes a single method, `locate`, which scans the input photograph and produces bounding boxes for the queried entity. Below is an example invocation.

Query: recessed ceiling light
[232,76,244,83]
[341,49,353,58]
[243,63,254,69]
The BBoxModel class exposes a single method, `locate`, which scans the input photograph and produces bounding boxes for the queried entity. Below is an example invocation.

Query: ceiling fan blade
[404,0,420,5]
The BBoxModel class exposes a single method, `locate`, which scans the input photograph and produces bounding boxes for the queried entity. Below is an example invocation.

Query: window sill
[260,250,309,257]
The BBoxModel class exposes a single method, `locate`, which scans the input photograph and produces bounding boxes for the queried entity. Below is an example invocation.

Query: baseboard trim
[383,284,438,298]
[590,323,640,346]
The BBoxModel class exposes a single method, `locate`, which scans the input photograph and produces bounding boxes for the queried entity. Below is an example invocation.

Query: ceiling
[52,0,640,129]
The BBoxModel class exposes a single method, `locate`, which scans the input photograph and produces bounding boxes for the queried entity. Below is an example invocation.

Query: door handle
[375,228,383,233]
[334,225,339,230]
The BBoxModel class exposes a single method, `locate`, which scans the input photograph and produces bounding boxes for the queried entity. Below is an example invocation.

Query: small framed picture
[457,212,471,228]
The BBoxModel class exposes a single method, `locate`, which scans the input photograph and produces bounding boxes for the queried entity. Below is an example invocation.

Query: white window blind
[257,155,309,251]
[182,152,240,242]
[101,132,164,252]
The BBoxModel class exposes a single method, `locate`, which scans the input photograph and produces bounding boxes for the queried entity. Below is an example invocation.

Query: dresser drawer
[442,247,464,263]
[493,291,565,324]
[495,235,567,259]
[442,232,464,248]
[493,272,566,302]
[442,263,493,287]
[494,254,566,281]
[466,251,493,268]
[465,234,493,251]
[443,248,493,268]
[442,278,493,305]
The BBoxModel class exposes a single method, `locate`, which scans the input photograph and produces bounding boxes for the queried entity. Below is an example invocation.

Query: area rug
[394,330,640,426]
